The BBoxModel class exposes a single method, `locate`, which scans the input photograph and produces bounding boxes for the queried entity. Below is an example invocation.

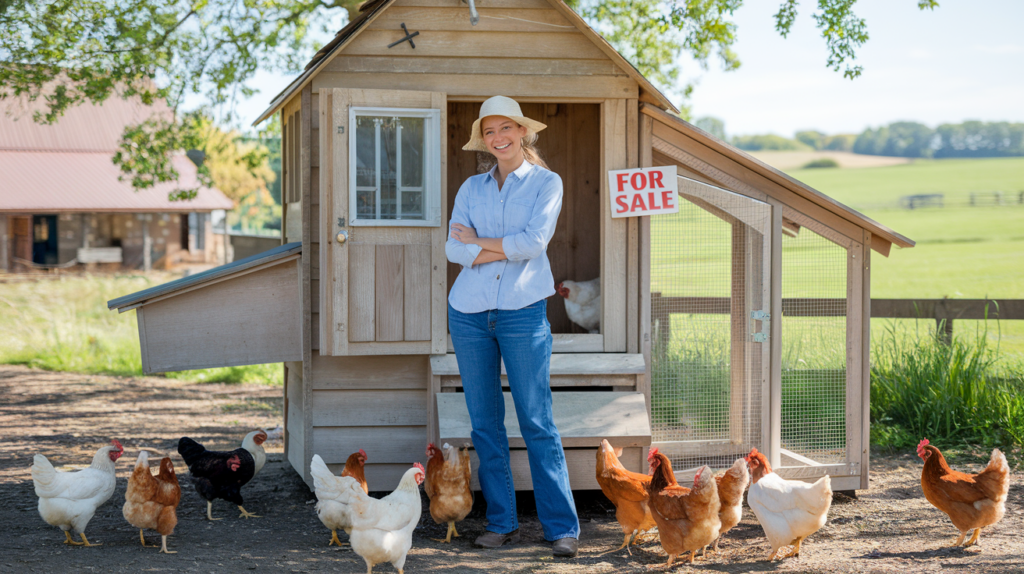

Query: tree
[795,130,826,150]
[695,116,727,140]
[0,0,941,197]
[732,134,811,151]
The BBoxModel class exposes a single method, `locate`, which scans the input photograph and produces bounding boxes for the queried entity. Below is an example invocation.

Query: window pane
[401,118,425,189]
[355,116,377,188]
[353,113,430,222]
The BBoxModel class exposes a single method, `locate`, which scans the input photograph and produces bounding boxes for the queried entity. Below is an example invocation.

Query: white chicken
[745,448,832,561]
[32,440,124,546]
[311,454,425,574]
[556,277,601,333]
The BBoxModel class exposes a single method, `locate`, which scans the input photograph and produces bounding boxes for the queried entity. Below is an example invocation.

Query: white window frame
[348,106,442,227]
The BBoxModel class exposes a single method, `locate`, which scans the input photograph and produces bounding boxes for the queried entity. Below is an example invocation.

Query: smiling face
[481,115,527,162]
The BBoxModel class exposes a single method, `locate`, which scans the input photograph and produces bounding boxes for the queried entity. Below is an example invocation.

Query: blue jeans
[448,300,580,541]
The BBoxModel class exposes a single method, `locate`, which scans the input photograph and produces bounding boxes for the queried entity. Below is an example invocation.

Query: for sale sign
[608,165,679,218]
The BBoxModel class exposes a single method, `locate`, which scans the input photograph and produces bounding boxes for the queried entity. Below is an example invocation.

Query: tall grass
[871,322,1024,450]
[0,274,282,385]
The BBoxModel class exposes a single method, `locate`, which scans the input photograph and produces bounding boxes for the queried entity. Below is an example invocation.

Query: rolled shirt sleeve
[501,174,563,261]
[446,181,484,268]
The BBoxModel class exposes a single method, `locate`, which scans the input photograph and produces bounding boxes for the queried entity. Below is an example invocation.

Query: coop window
[349,107,441,227]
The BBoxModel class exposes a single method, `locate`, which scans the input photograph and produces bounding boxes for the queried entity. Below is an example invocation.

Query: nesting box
[109,0,914,492]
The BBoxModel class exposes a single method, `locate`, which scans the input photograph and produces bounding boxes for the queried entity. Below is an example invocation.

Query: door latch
[751,310,770,342]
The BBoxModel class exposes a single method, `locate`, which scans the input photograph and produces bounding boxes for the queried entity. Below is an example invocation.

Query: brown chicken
[123,451,181,554]
[424,443,472,543]
[342,449,369,494]
[710,457,750,553]
[647,448,721,565]
[917,439,1009,547]
[595,439,655,553]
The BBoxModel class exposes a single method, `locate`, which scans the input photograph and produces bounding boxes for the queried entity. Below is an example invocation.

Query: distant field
[787,156,1024,210]
[749,150,910,170]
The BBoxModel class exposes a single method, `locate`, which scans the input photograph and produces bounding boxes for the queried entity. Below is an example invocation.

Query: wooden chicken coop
[109,0,913,493]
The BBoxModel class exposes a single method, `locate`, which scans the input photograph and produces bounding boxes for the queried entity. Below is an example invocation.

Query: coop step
[436,391,651,449]
[429,353,645,388]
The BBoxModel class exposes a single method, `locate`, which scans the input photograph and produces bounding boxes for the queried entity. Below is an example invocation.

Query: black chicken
[177,429,267,520]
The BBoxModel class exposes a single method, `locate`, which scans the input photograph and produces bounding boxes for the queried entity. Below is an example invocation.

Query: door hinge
[751,310,770,343]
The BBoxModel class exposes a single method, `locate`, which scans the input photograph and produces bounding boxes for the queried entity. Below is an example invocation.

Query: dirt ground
[2,364,1022,574]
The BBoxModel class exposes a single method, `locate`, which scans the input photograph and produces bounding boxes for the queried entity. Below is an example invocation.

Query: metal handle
[336,231,347,244]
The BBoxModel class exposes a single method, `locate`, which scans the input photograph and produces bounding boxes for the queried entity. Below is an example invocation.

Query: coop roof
[107,241,302,311]
[0,92,233,213]
[641,104,915,254]
[251,0,678,126]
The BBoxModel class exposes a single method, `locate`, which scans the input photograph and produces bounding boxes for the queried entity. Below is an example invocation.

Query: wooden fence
[651,296,1024,346]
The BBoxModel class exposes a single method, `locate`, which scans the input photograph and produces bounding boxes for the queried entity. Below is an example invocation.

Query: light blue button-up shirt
[446,161,563,314]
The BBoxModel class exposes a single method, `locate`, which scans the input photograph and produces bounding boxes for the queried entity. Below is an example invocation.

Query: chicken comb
[413,462,425,474]
[646,447,659,461]
[359,448,368,460]
[111,439,123,451]
[917,439,930,455]
[745,447,759,462]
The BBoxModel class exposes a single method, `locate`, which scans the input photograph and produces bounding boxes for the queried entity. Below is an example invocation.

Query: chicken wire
[650,187,771,473]
[779,227,848,465]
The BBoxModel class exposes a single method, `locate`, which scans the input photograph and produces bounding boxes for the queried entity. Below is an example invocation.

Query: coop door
[649,176,772,474]
[319,88,448,356]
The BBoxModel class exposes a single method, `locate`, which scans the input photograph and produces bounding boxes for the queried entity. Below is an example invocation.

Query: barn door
[319,88,448,356]
[649,176,772,475]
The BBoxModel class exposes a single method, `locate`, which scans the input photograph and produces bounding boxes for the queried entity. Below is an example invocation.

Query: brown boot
[474,530,521,548]
[553,537,578,558]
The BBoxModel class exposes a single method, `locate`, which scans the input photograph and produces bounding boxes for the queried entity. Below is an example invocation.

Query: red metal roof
[0,151,233,212]
[1,92,232,212]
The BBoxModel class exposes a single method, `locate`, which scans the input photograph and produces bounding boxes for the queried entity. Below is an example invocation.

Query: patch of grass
[0,274,282,385]
[870,324,1024,451]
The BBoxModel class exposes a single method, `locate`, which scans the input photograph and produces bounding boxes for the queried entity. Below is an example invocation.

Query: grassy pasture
[0,274,281,385]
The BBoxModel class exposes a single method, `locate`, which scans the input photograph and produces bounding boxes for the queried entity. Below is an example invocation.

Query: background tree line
[700,117,1024,158]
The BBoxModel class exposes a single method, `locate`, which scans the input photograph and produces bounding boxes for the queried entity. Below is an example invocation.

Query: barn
[0,94,232,272]
[108,0,915,493]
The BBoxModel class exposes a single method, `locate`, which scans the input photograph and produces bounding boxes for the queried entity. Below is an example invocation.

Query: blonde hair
[520,130,549,170]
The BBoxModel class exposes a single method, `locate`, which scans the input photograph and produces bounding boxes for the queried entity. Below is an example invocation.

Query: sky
[230,0,1024,138]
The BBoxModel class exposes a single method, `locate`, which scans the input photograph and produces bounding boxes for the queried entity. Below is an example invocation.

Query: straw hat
[462,96,547,153]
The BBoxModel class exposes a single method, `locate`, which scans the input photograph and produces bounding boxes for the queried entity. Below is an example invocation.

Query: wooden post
[861,230,872,490]
[142,215,152,272]
[936,318,953,345]
[729,223,748,445]
[767,200,783,470]
[0,214,8,272]
[300,85,314,486]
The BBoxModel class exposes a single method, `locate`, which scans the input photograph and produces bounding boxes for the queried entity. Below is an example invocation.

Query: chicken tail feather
[31,454,59,496]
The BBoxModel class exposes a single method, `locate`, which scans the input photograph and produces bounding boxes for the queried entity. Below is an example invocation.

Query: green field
[788,157,1024,209]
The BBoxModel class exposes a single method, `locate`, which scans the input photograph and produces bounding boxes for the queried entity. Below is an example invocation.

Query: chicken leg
[238,506,260,519]
[445,521,459,543]
[615,531,632,554]
[688,550,697,563]
[63,531,83,546]
[966,528,982,547]
[952,531,967,547]
[159,534,176,554]
[666,554,677,566]
[206,501,223,521]
[78,533,101,547]
[784,537,804,558]
[329,530,347,546]
[139,529,154,547]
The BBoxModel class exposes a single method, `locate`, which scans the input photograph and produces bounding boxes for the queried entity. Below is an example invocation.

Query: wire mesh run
[779,227,848,465]
[650,188,771,473]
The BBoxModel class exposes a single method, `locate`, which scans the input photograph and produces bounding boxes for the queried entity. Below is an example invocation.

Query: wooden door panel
[375,245,405,342]
[404,244,432,341]
[349,243,376,342]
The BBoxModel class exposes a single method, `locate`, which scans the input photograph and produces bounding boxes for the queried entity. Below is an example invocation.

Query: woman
[445,96,579,558]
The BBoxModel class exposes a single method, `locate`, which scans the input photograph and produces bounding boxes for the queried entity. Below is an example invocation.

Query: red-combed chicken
[917,439,1009,547]
[556,278,601,333]
[177,429,267,520]
[710,457,750,553]
[31,439,124,546]
[595,439,655,553]
[746,448,832,561]
[123,451,182,554]
[330,462,425,574]
[647,448,721,565]
[424,442,473,543]
[310,450,369,546]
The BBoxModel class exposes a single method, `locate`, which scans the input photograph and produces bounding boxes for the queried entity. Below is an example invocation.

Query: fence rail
[651,296,1024,345]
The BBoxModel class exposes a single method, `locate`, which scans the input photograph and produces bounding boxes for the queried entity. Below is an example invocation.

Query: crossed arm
[450,223,506,265]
